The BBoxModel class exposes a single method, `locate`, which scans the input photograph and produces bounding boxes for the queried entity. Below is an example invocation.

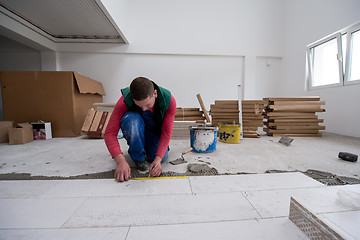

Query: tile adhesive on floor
[0,165,359,186]
[0,133,359,185]
[0,163,219,180]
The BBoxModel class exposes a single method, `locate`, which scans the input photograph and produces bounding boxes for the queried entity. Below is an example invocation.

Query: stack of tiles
[209,100,239,126]
[263,97,325,137]
[242,100,265,138]
[175,108,205,122]
[171,122,194,140]
[172,108,205,139]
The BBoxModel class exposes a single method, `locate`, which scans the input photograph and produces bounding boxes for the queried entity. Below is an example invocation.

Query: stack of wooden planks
[263,97,325,137]
[242,100,265,138]
[172,108,205,139]
[209,100,239,126]
[171,121,194,139]
[175,107,205,121]
[93,103,116,112]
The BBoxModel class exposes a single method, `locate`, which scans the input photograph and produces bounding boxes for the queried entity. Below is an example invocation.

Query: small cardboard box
[0,121,14,143]
[31,122,52,140]
[81,109,112,138]
[1,71,105,137]
[8,123,34,145]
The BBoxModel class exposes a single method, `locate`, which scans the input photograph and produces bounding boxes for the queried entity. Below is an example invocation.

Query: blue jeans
[120,111,168,163]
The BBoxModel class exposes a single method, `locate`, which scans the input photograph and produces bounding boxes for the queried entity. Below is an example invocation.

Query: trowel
[170,147,193,165]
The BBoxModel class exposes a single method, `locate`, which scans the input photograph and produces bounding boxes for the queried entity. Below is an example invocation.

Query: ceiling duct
[0,0,127,43]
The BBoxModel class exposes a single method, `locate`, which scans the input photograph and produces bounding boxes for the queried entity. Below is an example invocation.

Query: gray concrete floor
[1,132,359,180]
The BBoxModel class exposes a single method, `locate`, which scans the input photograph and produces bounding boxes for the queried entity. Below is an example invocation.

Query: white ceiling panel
[0,0,127,43]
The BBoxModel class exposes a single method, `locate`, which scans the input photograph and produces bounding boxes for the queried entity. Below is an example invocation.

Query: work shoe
[134,161,149,171]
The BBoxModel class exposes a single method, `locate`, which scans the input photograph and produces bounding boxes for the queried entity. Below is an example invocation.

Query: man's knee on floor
[121,112,144,136]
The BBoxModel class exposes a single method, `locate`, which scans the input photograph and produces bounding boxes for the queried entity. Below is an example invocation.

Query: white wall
[58,53,243,108]
[101,0,285,56]
[254,57,282,100]
[0,35,41,71]
[280,0,360,137]
[55,0,286,106]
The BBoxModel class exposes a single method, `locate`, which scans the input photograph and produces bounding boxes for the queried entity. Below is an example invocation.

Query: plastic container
[218,123,241,144]
[189,126,218,153]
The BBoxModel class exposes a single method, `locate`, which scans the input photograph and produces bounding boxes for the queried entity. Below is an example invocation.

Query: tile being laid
[63,192,260,228]
[321,210,360,240]
[289,184,360,239]
[40,178,192,198]
[189,172,324,194]
[291,184,360,213]
[127,217,308,240]
[244,187,330,218]
[0,227,129,240]
[0,198,86,229]
[245,184,360,219]
[0,180,62,199]
[290,196,359,240]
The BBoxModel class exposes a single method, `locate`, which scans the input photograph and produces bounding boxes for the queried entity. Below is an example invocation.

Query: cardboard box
[81,109,112,138]
[0,121,14,143]
[31,122,52,140]
[8,123,34,145]
[1,71,105,137]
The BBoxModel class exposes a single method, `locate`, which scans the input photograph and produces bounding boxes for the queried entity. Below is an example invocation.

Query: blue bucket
[189,126,218,153]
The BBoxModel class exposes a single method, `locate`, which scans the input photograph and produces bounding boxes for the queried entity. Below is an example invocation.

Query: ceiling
[0,0,127,43]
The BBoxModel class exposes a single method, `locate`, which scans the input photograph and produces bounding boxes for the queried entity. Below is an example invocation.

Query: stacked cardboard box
[172,108,205,139]
[8,123,34,145]
[242,100,265,138]
[263,97,325,137]
[0,121,13,143]
[209,100,239,126]
[1,71,105,137]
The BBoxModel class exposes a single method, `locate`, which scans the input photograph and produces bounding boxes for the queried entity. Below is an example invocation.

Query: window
[345,29,360,83]
[307,21,360,89]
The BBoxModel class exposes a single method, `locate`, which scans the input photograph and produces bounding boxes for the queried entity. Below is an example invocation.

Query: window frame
[344,26,360,85]
[306,21,360,90]
[306,32,343,90]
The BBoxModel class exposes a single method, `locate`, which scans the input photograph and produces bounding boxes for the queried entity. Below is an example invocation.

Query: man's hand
[114,154,131,182]
[149,156,162,177]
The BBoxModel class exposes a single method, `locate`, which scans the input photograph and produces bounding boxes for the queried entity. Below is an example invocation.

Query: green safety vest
[121,81,172,136]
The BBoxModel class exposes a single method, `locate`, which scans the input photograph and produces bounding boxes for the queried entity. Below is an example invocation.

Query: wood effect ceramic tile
[63,192,259,228]
[0,180,62,199]
[40,178,192,198]
[189,172,324,194]
[0,198,86,228]
[0,227,129,240]
[126,217,308,240]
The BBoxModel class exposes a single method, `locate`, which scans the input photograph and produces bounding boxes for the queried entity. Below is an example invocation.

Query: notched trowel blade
[170,158,187,165]
[170,147,193,165]
[279,136,294,146]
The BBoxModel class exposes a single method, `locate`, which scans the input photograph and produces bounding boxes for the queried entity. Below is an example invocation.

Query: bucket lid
[189,125,218,131]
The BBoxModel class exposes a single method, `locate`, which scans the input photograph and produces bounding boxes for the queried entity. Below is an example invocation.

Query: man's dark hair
[130,77,155,101]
